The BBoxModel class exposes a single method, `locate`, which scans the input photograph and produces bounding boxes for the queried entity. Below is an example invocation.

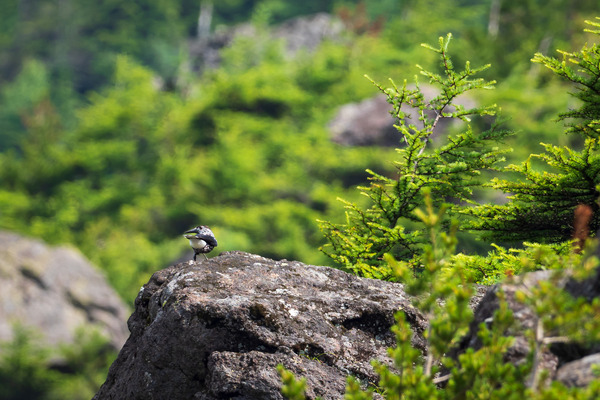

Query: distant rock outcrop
[329,94,398,147]
[0,231,129,351]
[329,87,477,147]
[189,13,344,73]
[93,251,427,399]
[273,13,344,56]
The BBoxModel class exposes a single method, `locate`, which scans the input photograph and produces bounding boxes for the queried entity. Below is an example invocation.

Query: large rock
[93,251,427,399]
[0,231,129,351]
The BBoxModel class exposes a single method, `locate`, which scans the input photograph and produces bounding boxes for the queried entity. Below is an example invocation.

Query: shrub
[281,195,600,399]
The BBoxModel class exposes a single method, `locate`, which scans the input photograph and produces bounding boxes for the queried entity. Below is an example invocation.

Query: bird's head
[183,225,210,239]
[184,226,203,234]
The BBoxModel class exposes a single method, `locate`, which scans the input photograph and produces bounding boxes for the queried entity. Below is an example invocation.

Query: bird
[183,225,218,261]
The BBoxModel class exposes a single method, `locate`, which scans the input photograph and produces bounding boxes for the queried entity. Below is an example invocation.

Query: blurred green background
[0,1,598,397]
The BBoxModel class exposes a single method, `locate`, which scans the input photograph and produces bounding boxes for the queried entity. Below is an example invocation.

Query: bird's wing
[195,234,218,247]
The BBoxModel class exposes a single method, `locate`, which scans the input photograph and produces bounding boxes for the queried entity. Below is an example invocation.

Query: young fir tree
[466,18,600,243]
[318,34,511,279]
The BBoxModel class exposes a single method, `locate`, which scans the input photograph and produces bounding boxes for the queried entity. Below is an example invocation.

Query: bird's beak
[184,227,200,234]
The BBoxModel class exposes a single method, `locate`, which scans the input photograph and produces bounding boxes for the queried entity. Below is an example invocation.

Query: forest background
[0,0,599,398]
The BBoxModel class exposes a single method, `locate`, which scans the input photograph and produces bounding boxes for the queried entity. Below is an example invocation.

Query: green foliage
[0,57,187,298]
[3,4,600,400]
[467,18,600,244]
[2,2,597,301]
[282,200,600,399]
[374,194,477,395]
[543,18,600,140]
[0,325,115,400]
[49,328,117,400]
[383,0,599,80]
[319,34,511,279]
[0,24,410,299]
[277,364,308,400]
[0,325,55,400]
[458,241,575,284]
[0,59,52,150]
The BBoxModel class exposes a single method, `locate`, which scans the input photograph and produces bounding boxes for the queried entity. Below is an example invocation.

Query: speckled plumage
[183,225,218,261]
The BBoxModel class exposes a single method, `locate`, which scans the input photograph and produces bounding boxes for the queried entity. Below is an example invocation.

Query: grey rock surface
[273,13,344,56]
[329,94,398,147]
[189,13,343,73]
[93,251,426,399]
[0,231,129,351]
[453,271,561,377]
[556,352,600,387]
[454,269,600,383]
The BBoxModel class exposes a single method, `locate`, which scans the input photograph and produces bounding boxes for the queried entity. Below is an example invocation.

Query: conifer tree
[318,34,511,278]
[467,18,600,243]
